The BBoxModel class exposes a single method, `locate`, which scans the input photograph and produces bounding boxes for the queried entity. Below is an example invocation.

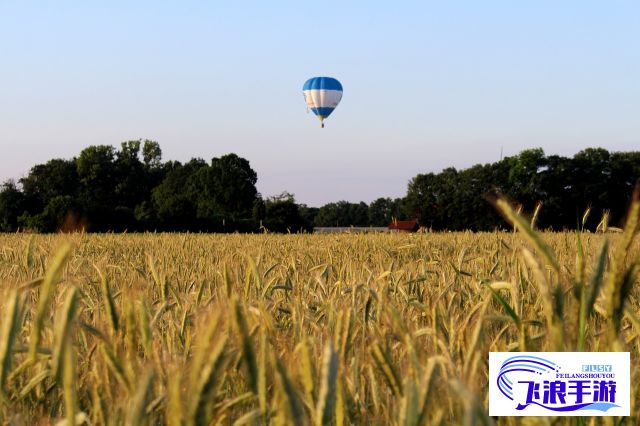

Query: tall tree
[142,140,162,169]
[263,192,311,232]
[191,154,258,223]
[405,173,438,226]
[0,181,25,231]
[152,159,207,231]
[76,145,117,230]
[368,197,394,226]
[314,201,370,227]
[20,159,79,213]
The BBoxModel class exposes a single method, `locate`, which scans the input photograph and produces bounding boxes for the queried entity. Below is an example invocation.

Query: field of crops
[0,201,639,425]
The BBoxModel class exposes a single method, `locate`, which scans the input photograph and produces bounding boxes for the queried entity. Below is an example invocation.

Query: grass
[0,205,639,424]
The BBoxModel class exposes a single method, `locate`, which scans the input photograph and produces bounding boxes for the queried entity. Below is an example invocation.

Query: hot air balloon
[302,77,343,128]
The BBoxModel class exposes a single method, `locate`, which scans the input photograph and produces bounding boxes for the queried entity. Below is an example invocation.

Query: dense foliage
[1,142,639,232]
[405,148,640,231]
[0,141,313,233]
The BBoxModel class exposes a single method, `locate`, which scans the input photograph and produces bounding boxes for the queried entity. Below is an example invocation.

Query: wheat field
[0,202,639,425]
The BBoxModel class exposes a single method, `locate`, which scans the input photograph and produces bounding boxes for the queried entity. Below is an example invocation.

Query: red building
[388,219,419,232]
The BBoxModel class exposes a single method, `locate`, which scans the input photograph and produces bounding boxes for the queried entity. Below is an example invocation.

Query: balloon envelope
[303,77,343,126]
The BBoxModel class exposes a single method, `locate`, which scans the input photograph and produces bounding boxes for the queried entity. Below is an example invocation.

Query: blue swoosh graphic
[516,401,620,412]
[500,362,549,372]
[499,376,512,391]
[500,359,555,372]
[497,369,537,400]
[503,355,557,367]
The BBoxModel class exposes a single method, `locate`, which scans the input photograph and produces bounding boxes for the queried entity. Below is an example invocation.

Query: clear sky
[1,1,639,207]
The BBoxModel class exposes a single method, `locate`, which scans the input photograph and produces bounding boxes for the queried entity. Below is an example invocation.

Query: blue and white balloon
[302,77,343,128]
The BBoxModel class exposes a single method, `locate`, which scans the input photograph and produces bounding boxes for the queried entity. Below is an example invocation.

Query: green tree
[113,141,152,229]
[0,181,25,231]
[368,197,394,226]
[76,145,117,230]
[569,148,612,228]
[142,140,162,169]
[252,198,266,224]
[506,148,546,208]
[19,196,82,232]
[609,151,640,226]
[152,159,207,230]
[20,158,78,213]
[263,192,311,232]
[191,154,258,223]
[536,154,573,229]
[405,168,461,229]
[314,201,370,227]
[405,173,437,225]
[454,163,499,230]
[298,204,319,229]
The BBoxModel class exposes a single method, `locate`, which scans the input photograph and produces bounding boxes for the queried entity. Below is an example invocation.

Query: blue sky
[1,1,638,206]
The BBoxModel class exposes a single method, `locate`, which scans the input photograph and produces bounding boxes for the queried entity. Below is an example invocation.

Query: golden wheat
[0,207,639,424]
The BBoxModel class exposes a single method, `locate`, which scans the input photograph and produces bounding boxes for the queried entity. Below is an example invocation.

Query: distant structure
[314,226,387,233]
[388,219,419,232]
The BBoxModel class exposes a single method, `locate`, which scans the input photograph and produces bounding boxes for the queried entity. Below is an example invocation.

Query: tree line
[404,147,640,231]
[0,141,638,233]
